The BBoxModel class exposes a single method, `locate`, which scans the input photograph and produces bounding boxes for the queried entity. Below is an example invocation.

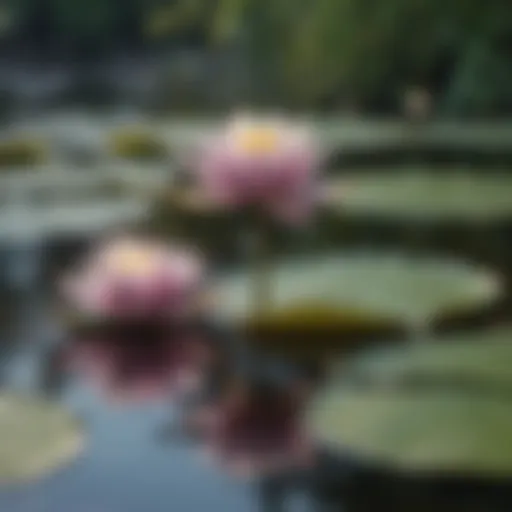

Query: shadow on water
[306,453,512,512]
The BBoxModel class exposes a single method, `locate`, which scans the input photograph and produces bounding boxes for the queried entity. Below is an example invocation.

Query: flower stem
[408,317,429,345]
[251,219,274,318]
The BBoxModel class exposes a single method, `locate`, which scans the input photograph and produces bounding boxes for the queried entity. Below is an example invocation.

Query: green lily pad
[244,302,396,330]
[328,171,512,221]
[216,253,501,325]
[344,327,512,389]
[0,139,47,168]
[240,301,404,364]
[0,393,84,486]
[309,327,512,476]
[311,388,512,476]
[109,127,169,161]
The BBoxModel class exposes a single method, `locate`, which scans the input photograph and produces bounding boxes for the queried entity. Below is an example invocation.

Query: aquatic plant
[195,113,321,225]
[0,139,47,168]
[0,393,83,485]
[109,128,168,161]
[193,113,322,315]
[60,235,206,322]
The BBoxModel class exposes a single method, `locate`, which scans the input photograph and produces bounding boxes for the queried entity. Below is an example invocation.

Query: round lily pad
[245,302,396,330]
[0,393,84,486]
[214,254,500,364]
[109,128,168,161]
[343,327,512,389]
[309,327,512,476]
[0,139,47,168]
[216,253,501,326]
[241,301,404,364]
[328,171,512,222]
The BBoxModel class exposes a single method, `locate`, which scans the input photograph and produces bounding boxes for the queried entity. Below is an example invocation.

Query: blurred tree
[210,0,246,44]
[144,0,214,46]
[3,0,146,55]
[442,4,512,117]
[12,0,56,51]
[206,0,512,113]
[0,0,510,114]
[274,0,455,108]
[52,0,118,53]
[201,0,446,107]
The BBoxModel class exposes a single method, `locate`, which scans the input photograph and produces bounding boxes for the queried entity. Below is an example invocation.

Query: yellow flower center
[105,245,158,277]
[236,126,279,155]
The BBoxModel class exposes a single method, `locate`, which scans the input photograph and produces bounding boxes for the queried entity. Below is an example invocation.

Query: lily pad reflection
[0,394,83,486]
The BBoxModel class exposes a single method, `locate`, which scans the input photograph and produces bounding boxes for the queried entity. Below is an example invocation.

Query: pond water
[0,277,259,512]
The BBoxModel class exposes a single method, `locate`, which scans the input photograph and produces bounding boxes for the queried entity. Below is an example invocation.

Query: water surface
[0,275,256,512]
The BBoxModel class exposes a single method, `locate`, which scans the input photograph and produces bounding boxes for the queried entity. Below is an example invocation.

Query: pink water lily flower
[195,114,322,225]
[61,236,205,321]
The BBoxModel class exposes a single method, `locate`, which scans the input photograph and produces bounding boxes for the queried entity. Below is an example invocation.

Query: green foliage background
[1,0,510,114]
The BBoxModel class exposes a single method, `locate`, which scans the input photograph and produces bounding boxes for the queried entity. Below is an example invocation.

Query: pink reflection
[60,236,205,322]
[195,114,321,225]
[66,330,214,403]
[190,382,314,478]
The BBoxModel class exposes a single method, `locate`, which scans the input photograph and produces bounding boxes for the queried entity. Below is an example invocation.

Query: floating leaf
[329,171,512,221]
[0,139,47,169]
[341,327,512,391]
[310,327,512,476]
[216,253,501,325]
[0,394,83,486]
[109,128,169,161]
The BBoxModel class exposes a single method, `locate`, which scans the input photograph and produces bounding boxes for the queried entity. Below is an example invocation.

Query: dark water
[0,252,260,512]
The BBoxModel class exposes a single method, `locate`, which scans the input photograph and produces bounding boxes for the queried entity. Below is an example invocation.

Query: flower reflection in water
[65,327,217,404]
[185,368,315,480]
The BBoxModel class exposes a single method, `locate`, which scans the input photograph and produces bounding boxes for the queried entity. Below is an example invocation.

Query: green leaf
[310,327,512,475]
[0,393,83,485]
